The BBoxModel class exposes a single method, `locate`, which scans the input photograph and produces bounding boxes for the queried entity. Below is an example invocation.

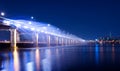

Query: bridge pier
[55,36,58,46]
[10,29,17,47]
[65,38,68,45]
[35,32,39,47]
[47,35,50,47]
[68,39,70,45]
[61,38,64,46]
[58,37,62,46]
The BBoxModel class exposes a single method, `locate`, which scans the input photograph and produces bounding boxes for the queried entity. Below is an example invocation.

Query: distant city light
[1,12,5,16]
[95,39,98,41]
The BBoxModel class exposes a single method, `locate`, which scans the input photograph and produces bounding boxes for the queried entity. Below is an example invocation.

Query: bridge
[0,17,85,48]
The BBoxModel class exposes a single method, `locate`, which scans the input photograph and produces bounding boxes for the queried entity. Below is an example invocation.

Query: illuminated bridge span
[0,17,85,47]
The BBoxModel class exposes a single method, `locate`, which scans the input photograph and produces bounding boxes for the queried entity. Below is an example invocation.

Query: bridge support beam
[35,32,39,47]
[47,35,50,47]
[10,29,17,47]
[55,36,58,46]
[68,39,70,45]
[65,38,68,46]
[61,38,64,46]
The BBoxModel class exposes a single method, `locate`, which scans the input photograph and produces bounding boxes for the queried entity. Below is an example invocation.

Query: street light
[31,16,34,20]
[47,24,50,27]
[1,12,5,16]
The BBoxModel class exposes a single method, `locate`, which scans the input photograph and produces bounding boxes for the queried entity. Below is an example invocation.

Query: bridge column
[63,38,66,46]
[61,38,64,46]
[10,29,17,47]
[67,39,69,45]
[69,39,71,45]
[47,35,50,47]
[72,39,74,45]
[65,38,68,46]
[70,39,72,45]
[55,36,58,46]
[57,37,60,45]
[73,40,77,45]
[35,32,39,47]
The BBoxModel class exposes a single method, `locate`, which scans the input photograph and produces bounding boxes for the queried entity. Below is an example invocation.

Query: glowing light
[95,39,98,41]
[57,28,59,30]
[81,39,85,42]
[13,47,20,71]
[26,62,34,71]
[35,49,40,70]
[31,28,35,31]
[41,30,44,33]
[3,20,10,25]
[42,49,51,71]
[47,24,50,27]
[43,27,47,29]
[15,24,21,27]
[1,17,85,44]
[23,26,29,29]
[28,21,32,24]
[36,29,40,32]
[1,12,5,16]
[45,31,48,34]
[31,16,34,19]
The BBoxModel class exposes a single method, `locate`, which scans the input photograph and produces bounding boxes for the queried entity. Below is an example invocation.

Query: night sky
[0,0,120,39]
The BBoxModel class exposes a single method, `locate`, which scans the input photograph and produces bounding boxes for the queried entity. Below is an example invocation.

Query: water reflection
[100,46,104,63]
[26,62,34,71]
[13,47,20,71]
[0,45,119,71]
[0,52,11,71]
[95,44,99,64]
[112,44,115,63]
[35,48,40,71]
[56,48,60,71]
[24,50,34,71]
[42,49,51,71]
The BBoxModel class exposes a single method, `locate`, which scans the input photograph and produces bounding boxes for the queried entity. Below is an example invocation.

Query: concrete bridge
[0,17,85,47]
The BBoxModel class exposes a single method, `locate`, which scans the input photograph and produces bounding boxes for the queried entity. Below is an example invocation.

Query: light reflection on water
[0,45,119,71]
[13,47,20,71]
[95,44,99,64]
[35,48,40,71]
[42,49,51,71]
[112,45,115,63]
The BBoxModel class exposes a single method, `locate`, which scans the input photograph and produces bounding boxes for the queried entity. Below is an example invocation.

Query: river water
[0,44,120,71]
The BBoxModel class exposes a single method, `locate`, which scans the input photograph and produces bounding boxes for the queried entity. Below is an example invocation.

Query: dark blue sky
[0,0,120,39]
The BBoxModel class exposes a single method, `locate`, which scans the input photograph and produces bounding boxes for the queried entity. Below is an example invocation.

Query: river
[0,44,120,71]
